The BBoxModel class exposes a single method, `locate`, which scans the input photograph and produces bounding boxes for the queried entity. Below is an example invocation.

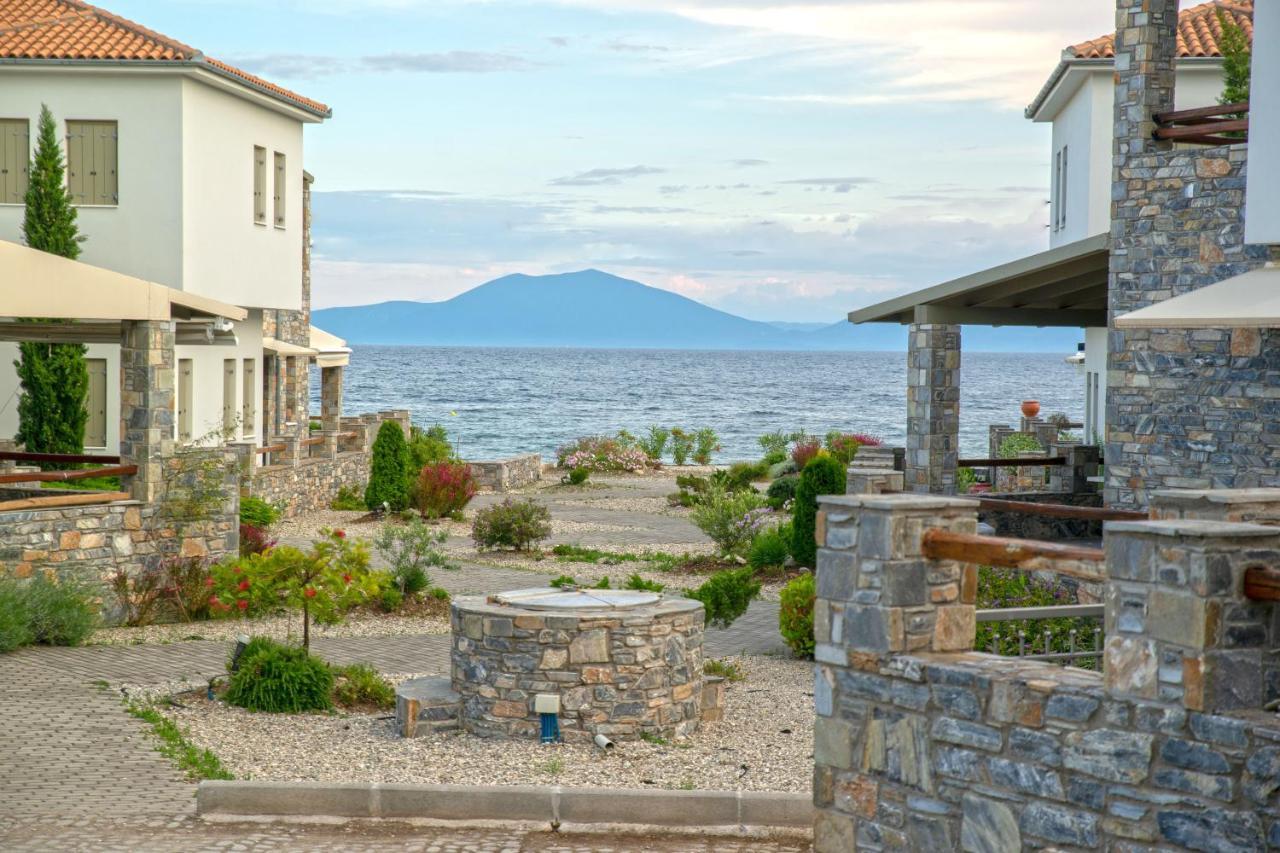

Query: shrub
[790,440,822,470]
[725,461,768,489]
[239,496,280,528]
[550,574,577,588]
[685,567,760,629]
[624,573,665,592]
[239,523,275,557]
[373,519,457,598]
[779,573,816,658]
[639,426,670,462]
[224,638,333,713]
[766,475,799,510]
[791,453,846,568]
[408,424,453,470]
[758,430,789,463]
[557,436,648,472]
[998,432,1043,458]
[824,432,867,465]
[0,579,34,653]
[748,526,790,572]
[471,498,552,551]
[704,658,744,682]
[415,461,477,519]
[956,466,977,494]
[378,585,404,613]
[330,486,365,511]
[331,662,395,710]
[689,484,770,556]
[159,556,216,622]
[568,467,590,486]
[365,421,412,512]
[109,564,165,627]
[21,574,97,646]
[692,428,720,465]
[669,428,693,465]
[975,567,1098,665]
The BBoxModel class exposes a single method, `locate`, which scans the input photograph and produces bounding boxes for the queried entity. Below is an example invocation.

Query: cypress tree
[14,104,88,459]
[1216,9,1251,107]
[791,452,846,569]
[365,421,412,512]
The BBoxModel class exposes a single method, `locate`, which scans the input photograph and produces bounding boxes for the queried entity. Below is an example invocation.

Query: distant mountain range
[312,269,1083,352]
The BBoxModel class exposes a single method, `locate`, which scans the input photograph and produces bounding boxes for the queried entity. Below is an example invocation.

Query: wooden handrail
[0,491,131,512]
[959,457,1067,468]
[0,451,121,464]
[1244,566,1280,602]
[300,436,325,447]
[337,431,358,440]
[1154,101,1249,124]
[0,464,136,485]
[1154,119,1249,141]
[256,443,286,455]
[975,496,1146,522]
[921,529,1105,582]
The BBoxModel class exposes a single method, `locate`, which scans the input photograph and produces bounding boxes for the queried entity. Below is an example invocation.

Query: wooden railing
[921,528,1105,582]
[973,496,1146,522]
[0,464,136,484]
[1154,101,1248,146]
[0,452,136,512]
[0,450,121,464]
[959,456,1066,468]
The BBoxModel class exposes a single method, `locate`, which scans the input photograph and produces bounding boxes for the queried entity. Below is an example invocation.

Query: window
[223,358,237,435]
[85,358,107,448]
[273,151,286,227]
[253,146,267,224]
[0,118,29,204]
[178,358,193,443]
[66,120,118,205]
[242,358,256,437]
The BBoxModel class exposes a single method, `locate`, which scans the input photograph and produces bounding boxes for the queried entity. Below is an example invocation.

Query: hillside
[312,269,1083,352]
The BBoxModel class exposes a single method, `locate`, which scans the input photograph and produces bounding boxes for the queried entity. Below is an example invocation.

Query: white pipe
[593,733,615,750]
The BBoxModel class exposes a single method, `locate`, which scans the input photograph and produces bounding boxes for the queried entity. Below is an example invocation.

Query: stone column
[320,365,344,431]
[905,324,960,495]
[1102,517,1280,712]
[845,468,903,495]
[283,356,308,436]
[119,320,176,503]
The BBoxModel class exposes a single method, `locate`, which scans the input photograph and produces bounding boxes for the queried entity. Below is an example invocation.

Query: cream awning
[0,239,247,322]
[262,337,318,357]
[309,325,351,368]
[1114,265,1280,328]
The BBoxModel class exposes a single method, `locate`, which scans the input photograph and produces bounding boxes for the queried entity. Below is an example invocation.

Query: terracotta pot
[1020,400,1041,418]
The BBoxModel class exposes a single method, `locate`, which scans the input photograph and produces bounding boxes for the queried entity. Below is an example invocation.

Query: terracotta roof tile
[1069,0,1253,59]
[0,0,329,116]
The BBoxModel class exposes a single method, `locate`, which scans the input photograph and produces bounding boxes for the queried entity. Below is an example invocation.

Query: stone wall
[980,491,1104,542]
[470,454,543,492]
[450,595,705,742]
[810,491,1280,852]
[1105,0,1273,508]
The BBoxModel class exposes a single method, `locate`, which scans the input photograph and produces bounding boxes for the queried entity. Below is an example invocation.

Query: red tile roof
[1069,0,1253,60]
[0,0,329,117]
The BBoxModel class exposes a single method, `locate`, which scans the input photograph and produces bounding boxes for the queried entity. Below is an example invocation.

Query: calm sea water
[313,347,1083,462]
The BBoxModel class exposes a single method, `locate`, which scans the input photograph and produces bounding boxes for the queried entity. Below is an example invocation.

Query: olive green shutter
[222,359,237,435]
[66,120,118,205]
[178,359,193,443]
[273,151,286,226]
[84,358,107,448]
[241,358,256,436]
[0,118,29,205]
[253,146,266,223]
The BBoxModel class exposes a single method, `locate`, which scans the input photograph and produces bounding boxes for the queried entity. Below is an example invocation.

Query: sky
[117,0,1118,322]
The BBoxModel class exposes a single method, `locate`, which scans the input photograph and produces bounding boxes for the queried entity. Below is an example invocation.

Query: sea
[313,347,1084,462]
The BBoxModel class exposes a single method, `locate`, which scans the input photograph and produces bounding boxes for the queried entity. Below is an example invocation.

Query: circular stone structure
[450,587,705,742]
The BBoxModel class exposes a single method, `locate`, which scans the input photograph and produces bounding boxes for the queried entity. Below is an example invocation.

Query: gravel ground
[162,655,813,794]
[92,610,450,646]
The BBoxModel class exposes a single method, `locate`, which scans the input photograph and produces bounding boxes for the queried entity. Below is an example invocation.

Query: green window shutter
[0,119,29,204]
[66,121,86,204]
[253,146,266,223]
[273,151,286,226]
[65,120,117,205]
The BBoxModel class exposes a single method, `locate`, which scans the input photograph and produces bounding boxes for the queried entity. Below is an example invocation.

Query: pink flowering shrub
[416,462,477,519]
[791,440,823,470]
[825,432,884,465]
[556,436,649,472]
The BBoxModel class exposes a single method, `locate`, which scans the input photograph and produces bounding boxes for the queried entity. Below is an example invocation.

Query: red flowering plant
[210,528,378,650]
[415,462,477,519]
[790,440,823,470]
[824,431,883,465]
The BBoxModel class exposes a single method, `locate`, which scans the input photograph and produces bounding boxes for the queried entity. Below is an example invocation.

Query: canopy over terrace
[848,233,1109,494]
[0,239,246,502]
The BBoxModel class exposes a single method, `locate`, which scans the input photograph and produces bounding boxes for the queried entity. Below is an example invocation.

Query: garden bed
[91,609,451,646]
[159,654,811,793]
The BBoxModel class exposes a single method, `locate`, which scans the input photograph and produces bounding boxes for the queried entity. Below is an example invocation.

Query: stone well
[450,588,706,742]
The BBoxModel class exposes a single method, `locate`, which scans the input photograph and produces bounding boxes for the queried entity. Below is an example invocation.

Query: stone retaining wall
[810,491,1280,852]
[450,595,705,742]
[469,454,543,492]
[979,491,1105,542]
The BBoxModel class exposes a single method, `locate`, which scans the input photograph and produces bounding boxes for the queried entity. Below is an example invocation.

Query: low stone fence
[236,410,410,517]
[469,454,543,492]
[978,490,1105,541]
[810,489,1280,852]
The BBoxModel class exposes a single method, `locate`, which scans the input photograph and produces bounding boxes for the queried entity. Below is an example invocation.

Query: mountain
[312,269,1083,352]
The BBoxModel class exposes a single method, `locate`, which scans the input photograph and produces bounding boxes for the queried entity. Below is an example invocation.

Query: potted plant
[1020,400,1041,418]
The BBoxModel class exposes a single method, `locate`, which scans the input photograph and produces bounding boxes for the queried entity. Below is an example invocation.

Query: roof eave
[1025,56,1111,121]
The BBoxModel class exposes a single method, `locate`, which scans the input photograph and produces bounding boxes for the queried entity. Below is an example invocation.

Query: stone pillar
[1110,0,1178,165]
[119,320,176,503]
[1046,442,1098,494]
[1150,488,1280,525]
[274,432,301,467]
[905,324,959,495]
[283,356,308,436]
[320,365,344,431]
[1102,518,1280,712]
[845,468,903,495]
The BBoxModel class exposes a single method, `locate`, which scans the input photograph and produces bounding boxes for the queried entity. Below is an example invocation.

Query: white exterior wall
[0,341,119,451]
[180,79,303,310]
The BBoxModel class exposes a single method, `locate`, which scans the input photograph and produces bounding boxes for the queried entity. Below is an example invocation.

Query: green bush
[639,426,670,462]
[408,424,453,470]
[239,496,280,528]
[568,467,590,486]
[670,428,693,465]
[725,461,768,489]
[550,574,577,588]
[21,574,97,646]
[365,421,412,512]
[766,475,799,510]
[689,484,770,557]
[791,452,846,568]
[373,519,456,598]
[748,526,790,572]
[758,430,789,463]
[331,662,395,710]
[0,580,34,653]
[778,573,815,658]
[378,585,404,613]
[956,466,977,494]
[624,573,665,592]
[975,567,1100,666]
[692,428,721,465]
[471,498,552,551]
[767,459,797,479]
[224,638,334,713]
[330,486,365,511]
[685,567,760,629]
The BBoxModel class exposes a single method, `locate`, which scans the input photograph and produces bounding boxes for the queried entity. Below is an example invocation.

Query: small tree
[1216,8,1251,107]
[791,452,846,568]
[365,421,411,511]
[15,104,88,460]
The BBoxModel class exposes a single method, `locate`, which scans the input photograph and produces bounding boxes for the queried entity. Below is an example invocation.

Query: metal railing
[976,604,1104,666]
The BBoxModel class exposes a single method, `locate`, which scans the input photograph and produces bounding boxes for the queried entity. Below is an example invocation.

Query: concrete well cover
[491,588,661,611]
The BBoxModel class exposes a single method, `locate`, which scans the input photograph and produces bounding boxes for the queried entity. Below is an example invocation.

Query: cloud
[547,36,570,47]
[730,158,769,167]
[780,176,875,193]
[591,204,693,214]
[549,165,666,186]
[604,40,670,53]
[231,50,542,78]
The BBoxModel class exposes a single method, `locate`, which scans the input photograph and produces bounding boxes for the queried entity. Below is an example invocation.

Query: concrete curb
[196,781,812,829]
